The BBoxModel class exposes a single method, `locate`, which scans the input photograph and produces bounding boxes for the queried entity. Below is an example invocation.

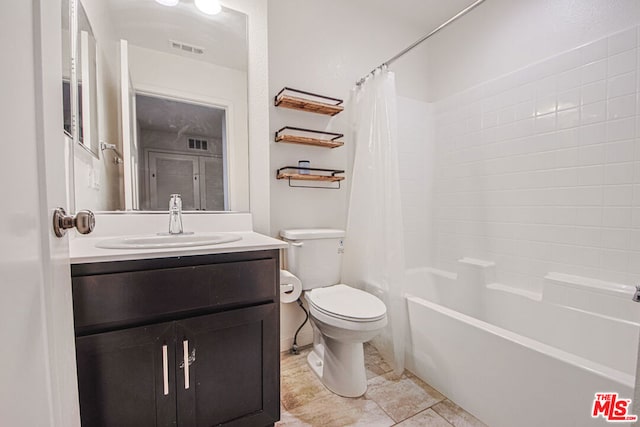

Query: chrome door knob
[53,207,95,237]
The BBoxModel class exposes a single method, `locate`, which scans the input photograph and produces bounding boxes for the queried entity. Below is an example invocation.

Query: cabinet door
[75,322,177,427]
[176,304,279,427]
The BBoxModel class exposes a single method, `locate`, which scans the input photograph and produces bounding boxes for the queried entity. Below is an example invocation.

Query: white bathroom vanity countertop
[69,212,287,264]
[70,231,288,264]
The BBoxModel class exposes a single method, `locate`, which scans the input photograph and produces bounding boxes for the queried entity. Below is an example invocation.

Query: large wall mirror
[62,0,249,213]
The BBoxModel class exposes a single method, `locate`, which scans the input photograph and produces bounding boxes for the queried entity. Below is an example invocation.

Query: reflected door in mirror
[148,152,224,211]
[138,94,227,211]
[149,153,199,211]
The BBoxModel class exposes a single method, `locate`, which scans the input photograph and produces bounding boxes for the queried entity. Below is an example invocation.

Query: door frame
[120,39,138,210]
[199,155,228,211]
[133,87,232,211]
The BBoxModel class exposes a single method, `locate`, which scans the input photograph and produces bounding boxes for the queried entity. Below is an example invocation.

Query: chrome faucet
[168,194,184,235]
[633,286,640,302]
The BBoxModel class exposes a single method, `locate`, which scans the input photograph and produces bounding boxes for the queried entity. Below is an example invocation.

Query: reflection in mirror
[61,0,72,136]
[76,2,99,154]
[65,0,249,213]
[62,0,100,155]
[135,94,227,211]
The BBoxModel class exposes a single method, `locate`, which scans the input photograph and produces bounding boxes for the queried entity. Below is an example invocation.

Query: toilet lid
[306,284,387,322]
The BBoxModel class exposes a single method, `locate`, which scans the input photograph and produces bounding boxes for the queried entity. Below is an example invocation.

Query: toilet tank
[280,229,345,290]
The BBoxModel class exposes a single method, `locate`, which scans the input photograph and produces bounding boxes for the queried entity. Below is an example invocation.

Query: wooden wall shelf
[275,127,344,149]
[277,172,345,182]
[276,166,345,189]
[274,87,344,116]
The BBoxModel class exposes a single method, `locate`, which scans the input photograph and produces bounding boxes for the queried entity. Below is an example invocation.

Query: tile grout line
[391,406,456,427]
[430,403,457,427]
[362,353,397,425]
[365,396,397,427]
[368,369,448,426]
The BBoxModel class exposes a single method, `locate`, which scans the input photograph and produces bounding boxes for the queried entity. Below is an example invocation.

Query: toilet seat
[306,284,386,322]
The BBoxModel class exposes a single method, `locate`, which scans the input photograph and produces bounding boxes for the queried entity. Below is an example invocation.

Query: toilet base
[307,336,368,398]
[307,347,324,379]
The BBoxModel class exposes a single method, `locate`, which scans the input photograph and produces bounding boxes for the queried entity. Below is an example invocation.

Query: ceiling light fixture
[155,0,180,6]
[194,0,222,15]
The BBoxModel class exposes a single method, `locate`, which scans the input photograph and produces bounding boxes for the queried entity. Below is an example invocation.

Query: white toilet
[280,228,387,398]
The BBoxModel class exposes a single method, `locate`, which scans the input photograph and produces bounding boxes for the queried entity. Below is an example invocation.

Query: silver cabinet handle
[52,207,95,237]
[179,347,196,369]
[162,344,169,396]
[183,340,190,390]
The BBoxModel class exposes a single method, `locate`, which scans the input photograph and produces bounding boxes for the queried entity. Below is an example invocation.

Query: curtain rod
[355,0,486,86]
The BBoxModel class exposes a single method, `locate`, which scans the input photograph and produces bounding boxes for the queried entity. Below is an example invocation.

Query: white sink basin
[96,232,243,249]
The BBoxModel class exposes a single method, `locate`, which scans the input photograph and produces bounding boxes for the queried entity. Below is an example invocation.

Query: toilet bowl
[305,284,387,397]
[280,229,388,398]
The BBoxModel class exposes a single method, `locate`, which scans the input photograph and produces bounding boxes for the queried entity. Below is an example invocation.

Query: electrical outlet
[89,169,101,190]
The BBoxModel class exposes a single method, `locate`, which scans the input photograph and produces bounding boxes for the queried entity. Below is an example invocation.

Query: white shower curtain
[343,68,406,375]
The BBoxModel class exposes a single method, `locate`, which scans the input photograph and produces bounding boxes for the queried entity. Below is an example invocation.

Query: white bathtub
[404,263,639,427]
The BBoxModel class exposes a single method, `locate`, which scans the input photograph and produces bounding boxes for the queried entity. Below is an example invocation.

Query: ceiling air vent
[169,40,205,55]
[188,138,208,151]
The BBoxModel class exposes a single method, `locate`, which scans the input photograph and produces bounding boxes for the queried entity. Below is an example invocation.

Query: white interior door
[1,0,80,426]
[148,151,201,210]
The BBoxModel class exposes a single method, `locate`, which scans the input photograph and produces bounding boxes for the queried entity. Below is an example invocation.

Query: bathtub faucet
[633,286,640,302]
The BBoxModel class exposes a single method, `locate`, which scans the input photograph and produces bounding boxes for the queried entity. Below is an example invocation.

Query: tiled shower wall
[433,26,640,292]
[398,96,434,269]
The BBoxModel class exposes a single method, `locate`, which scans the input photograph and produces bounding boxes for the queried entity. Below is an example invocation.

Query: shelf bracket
[284,177,342,190]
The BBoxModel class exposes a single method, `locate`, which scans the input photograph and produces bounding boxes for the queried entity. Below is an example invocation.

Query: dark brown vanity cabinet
[71,250,280,427]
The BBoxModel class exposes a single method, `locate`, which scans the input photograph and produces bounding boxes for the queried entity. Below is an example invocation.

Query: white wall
[74,0,122,211]
[128,45,249,212]
[139,129,222,156]
[268,0,432,350]
[268,0,432,234]
[430,16,640,294]
[426,0,640,102]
